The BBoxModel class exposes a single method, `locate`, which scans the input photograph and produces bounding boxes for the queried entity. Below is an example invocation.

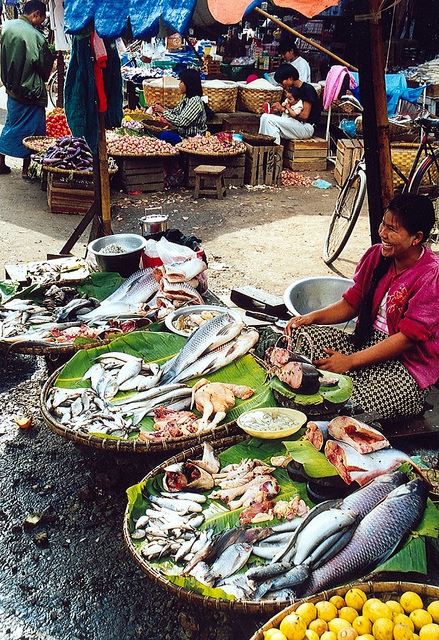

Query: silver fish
[149,495,202,514]
[246,561,293,582]
[116,359,142,386]
[111,383,187,406]
[205,542,253,582]
[293,508,357,566]
[259,565,310,596]
[101,269,158,306]
[160,313,245,384]
[304,479,429,595]
[341,471,408,518]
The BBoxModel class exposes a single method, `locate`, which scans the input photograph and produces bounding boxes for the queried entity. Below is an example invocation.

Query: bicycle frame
[394,124,439,191]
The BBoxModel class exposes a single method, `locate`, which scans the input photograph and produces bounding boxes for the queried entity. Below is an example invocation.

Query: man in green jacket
[0,0,55,177]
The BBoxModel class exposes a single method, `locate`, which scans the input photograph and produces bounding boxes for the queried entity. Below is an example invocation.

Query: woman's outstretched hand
[314,348,354,373]
[284,313,315,336]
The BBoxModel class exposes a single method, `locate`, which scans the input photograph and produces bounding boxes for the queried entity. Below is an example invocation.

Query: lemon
[427,604,439,625]
[306,630,320,640]
[410,610,433,631]
[366,601,393,623]
[345,589,368,612]
[394,623,414,640]
[413,634,420,640]
[264,631,288,640]
[353,616,372,636]
[356,634,375,640]
[280,614,307,640]
[387,601,405,616]
[394,614,415,632]
[309,619,329,636]
[320,631,337,640]
[400,593,424,614]
[419,623,439,640]
[330,596,347,610]
[328,619,351,635]
[373,617,395,640]
[340,608,359,624]
[316,601,338,622]
[338,630,358,640]
[296,603,318,626]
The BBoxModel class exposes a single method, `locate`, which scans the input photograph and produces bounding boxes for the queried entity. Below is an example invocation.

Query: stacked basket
[202,80,238,113]
[238,84,283,114]
[142,79,181,109]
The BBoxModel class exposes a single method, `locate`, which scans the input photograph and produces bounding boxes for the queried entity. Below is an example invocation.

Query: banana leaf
[54,330,276,438]
[412,499,439,538]
[283,439,339,478]
[0,279,20,304]
[374,536,427,575]
[77,272,125,301]
[270,371,352,406]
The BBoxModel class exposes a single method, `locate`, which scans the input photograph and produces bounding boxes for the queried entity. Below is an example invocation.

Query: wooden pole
[56,52,65,108]
[254,7,358,71]
[98,112,112,236]
[355,0,393,244]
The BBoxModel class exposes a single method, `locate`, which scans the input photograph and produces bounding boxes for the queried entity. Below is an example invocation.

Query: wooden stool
[193,165,227,200]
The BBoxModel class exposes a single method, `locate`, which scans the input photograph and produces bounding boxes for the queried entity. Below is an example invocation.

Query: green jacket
[0,16,55,107]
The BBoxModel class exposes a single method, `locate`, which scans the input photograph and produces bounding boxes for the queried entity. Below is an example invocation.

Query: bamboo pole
[254,7,358,71]
[98,112,112,236]
[356,0,393,243]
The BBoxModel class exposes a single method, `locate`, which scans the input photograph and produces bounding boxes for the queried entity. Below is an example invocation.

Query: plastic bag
[156,237,198,265]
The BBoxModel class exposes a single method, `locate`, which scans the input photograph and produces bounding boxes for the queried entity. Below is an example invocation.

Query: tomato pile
[46,109,71,138]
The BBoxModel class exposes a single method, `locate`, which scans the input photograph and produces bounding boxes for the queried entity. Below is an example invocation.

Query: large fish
[160,313,245,384]
[305,420,330,451]
[173,328,259,383]
[325,440,418,485]
[328,416,390,454]
[341,471,407,517]
[303,479,429,595]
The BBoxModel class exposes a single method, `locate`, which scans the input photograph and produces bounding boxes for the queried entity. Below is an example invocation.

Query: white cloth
[289,57,311,83]
[48,0,71,51]
[259,113,314,145]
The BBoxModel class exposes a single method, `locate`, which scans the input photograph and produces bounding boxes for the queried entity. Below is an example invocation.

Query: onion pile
[177,135,246,155]
[281,169,314,187]
[107,136,177,156]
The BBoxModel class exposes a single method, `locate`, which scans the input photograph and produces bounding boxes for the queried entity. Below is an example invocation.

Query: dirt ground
[0,160,371,293]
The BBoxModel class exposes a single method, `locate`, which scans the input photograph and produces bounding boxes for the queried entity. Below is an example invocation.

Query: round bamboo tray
[107,148,179,158]
[23,136,57,152]
[203,85,238,113]
[238,86,283,115]
[124,434,305,615]
[175,143,246,157]
[40,368,242,453]
[240,132,276,146]
[43,164,118,176]
[250,581,439,639]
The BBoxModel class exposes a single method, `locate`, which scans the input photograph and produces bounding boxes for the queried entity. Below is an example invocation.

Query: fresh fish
[328,416,390,454]
[82,363,105,390]
[261,588,297,602]
[325,440,419,485]
[160,491,207,504]
[116,358,142,386]
[341,471,407,517]
[149,495,202,514]
[303,526,354,568]
[160,278,204,304]
[270,518,302,534]
[205,542,253,583]
[262,565,310,593]
[96,351,141,364]
[305,420,330,451]
[303,479,429,595]
[101,269,158,306]
[183,527,243,575]
[160,313,245,384]
[112,383,187,406]
[78,302,151,322]
[164,258,206,282]
[56,298,95,322]
[246,561,294,582]
[216,573,255,600]
[173,329,259,383]
[118,370,162,391]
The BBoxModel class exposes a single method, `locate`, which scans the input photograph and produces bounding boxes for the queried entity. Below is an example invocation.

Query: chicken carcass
[191,378,254,429]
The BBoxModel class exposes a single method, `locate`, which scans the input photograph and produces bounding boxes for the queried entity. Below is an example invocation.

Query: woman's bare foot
[22,157,31,178]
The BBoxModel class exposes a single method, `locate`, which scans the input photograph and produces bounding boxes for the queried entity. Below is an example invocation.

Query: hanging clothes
[323,65,358,110]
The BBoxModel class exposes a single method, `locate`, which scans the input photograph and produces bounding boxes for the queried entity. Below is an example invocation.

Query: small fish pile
[23,256,88,285]
[211,458,280,524]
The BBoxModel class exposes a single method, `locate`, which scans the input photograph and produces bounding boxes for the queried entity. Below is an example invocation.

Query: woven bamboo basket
[175,143,246,157]
[238,86,283,114]
[43,164,118,176]
[124,434,306,615]
[106,148,179,158]
[0,336,111,357]
[240,131,276,146]
[23,136,57,152]
[391,142,421,187]
[250,581,439,639]
[203,85,238,113]
[40,368,242,453]
[143,84,181,109]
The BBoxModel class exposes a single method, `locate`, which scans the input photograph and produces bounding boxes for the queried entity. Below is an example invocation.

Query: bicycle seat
[419,116,439,130]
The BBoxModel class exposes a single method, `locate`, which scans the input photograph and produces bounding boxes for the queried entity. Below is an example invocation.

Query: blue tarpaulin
[65,0,199,38]
[350,73,426,116]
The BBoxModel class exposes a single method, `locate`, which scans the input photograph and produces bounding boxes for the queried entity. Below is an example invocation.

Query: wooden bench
[193,165,227,200]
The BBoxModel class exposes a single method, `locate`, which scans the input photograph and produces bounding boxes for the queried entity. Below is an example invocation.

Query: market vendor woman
[153,69,207,140]
[285,194,439,420]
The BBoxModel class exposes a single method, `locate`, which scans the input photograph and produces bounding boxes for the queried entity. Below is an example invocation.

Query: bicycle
[323,115,439,265]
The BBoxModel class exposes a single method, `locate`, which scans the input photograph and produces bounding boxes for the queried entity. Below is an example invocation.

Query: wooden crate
[116,156,165,193]
[333,138,364,186]
[282,137,328,171]
[185,153,245,188]
[244,142,283,186]
[47,172,94,215]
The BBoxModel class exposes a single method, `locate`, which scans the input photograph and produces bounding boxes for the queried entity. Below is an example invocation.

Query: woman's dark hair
[274,64,299,85]
[354,193,435,346]
[179,69,203,99]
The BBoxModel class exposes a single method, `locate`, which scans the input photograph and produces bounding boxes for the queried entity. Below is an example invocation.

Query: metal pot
[139,214,169,238]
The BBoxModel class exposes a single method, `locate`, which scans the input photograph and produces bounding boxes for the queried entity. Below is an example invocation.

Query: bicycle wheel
[409,149,439,245]
[47,74,58,109]
[323,166,367,264]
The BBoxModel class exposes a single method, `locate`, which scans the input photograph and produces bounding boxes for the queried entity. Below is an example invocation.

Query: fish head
[387,477,429,501]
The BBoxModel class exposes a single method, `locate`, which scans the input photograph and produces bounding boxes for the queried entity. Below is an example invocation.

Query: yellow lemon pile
[263,590,439,640]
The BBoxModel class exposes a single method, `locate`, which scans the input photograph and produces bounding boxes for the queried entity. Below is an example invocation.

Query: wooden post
[356,0,394,244]
[254,7,358,71]
[56,51,65,108]
[98,112,112,236]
